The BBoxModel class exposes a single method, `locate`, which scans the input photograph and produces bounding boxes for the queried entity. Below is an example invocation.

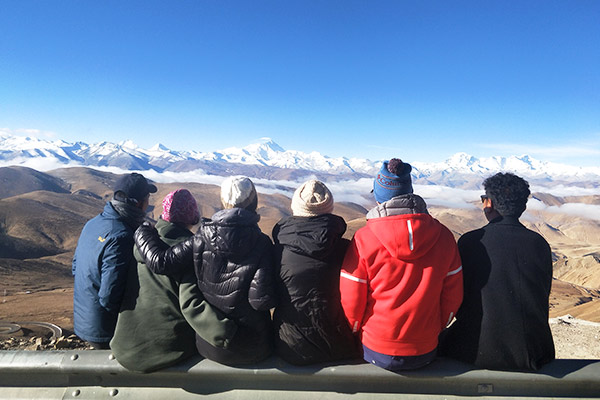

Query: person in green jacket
[110,189,237,373]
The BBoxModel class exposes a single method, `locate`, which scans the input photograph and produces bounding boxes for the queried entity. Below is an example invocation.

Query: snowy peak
[447,152,478,168]
[150,143,170,152]
[218,138,287,165]
[250,137,285,153]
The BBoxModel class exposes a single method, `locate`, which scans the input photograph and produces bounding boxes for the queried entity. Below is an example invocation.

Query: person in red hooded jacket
[340,158,463,371]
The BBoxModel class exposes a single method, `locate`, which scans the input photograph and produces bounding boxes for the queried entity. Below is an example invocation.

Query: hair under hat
[291,179,334,217]
[373,158,413,203]
[161,189,200,226]
[220,176,258,211]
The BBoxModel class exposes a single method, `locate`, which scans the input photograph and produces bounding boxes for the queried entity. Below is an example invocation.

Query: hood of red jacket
[366,213,443,260]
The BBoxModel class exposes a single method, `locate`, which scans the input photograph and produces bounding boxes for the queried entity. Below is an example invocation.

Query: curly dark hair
[483,172,530,217]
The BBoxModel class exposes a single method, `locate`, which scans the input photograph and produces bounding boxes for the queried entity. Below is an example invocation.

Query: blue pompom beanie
[373,159,413,203]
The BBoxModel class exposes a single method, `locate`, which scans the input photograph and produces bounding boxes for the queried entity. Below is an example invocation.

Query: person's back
[340,159,463,371]
[195,207,274,327]
[72,173,156,348]
[135,177,277,365]
[110,190,236,372]
[272,180,360,365]
[439,173,555,371]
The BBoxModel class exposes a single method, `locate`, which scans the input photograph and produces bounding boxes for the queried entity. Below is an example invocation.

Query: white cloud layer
[530,184,600,197]
[0,157,80,171]
[538,203,600,222]
[413,185,481,209]
[2,160,599,221]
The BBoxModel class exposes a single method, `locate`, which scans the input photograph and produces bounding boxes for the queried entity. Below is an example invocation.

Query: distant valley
[1,164,599,328]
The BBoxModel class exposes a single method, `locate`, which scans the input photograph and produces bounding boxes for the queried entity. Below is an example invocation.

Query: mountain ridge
[1,133,599,188]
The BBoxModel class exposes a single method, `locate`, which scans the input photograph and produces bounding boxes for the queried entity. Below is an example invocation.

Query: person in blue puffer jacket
[72,173,156,349]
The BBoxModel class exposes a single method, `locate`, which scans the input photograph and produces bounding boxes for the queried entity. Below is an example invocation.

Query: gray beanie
[291,180,334,217]
[220,176,258,211]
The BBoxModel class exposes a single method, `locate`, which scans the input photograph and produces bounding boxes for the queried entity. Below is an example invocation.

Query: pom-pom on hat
[373,158,413,203]
[221,176,258,211]
[291,179,334,217]
[161,189,200,226]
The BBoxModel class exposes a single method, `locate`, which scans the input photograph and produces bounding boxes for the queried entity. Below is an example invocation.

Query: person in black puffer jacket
[272,180,361,365]
[134,177,277,365]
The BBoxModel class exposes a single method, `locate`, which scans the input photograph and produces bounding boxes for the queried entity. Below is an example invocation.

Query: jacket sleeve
[439,236,464,329]
[134,223,194,275]
[98,234,135,314]
[179,273,238,349]
[71,251,77,276]
[248,238,278,311]
[339,237,369,334]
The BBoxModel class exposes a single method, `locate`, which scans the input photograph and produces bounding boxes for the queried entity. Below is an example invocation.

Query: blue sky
[1,1,599,166]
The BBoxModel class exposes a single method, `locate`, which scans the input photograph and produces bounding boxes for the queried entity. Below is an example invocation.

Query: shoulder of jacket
[457,227,483,242]
[258,231,274,245]
[522,227,551,247]
[350,225,379,256]
[436,221,457,240]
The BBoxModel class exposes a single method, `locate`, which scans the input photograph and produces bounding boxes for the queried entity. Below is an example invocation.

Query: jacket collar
[210,207,260,226]
[366,194,429,220]
[487,215,523,227]
[155,217,193,240]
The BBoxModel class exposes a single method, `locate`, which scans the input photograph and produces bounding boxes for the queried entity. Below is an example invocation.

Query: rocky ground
[550,315,600,359]
[0,334,90,350]
[1,314,599,359]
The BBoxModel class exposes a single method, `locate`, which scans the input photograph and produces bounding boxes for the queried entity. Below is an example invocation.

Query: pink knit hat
[161,189,200,226]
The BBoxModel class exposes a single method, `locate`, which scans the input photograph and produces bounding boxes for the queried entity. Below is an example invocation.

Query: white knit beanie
[220,176,258,211]
[291,180,334,217]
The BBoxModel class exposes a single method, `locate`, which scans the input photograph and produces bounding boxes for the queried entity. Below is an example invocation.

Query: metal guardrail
[0,350,599,399]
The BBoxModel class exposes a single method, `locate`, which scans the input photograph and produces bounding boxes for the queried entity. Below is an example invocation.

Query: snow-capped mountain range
[1,133,599,188]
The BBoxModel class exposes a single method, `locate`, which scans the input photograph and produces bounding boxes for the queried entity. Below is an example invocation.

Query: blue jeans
[363,345,437,371]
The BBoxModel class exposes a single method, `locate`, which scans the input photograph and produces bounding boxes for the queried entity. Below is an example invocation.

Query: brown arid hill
[525,210,600,289]
[549,279,600,322]
[0,166,70,200]
[0,191,103,259]
[48,167,120,201]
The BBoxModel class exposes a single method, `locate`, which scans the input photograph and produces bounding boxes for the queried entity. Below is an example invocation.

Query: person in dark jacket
[135,177,277,365]
[439,172,555,371]
[110,189,237,372]
[72,173,157,349]
[272,180,361,365]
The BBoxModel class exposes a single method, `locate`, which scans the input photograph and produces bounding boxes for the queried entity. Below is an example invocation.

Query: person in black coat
[134,177,277,365]
[439,172,555,371]
[272,180,361,365]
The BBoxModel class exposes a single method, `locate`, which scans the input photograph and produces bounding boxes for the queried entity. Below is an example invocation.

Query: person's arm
[71,250,77,276]
[98,234,135,314]
[439,236,464,329]
[179,274,238,349]
[134,223,193,275]
[248,238,278,311]
[339,237,369,334]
